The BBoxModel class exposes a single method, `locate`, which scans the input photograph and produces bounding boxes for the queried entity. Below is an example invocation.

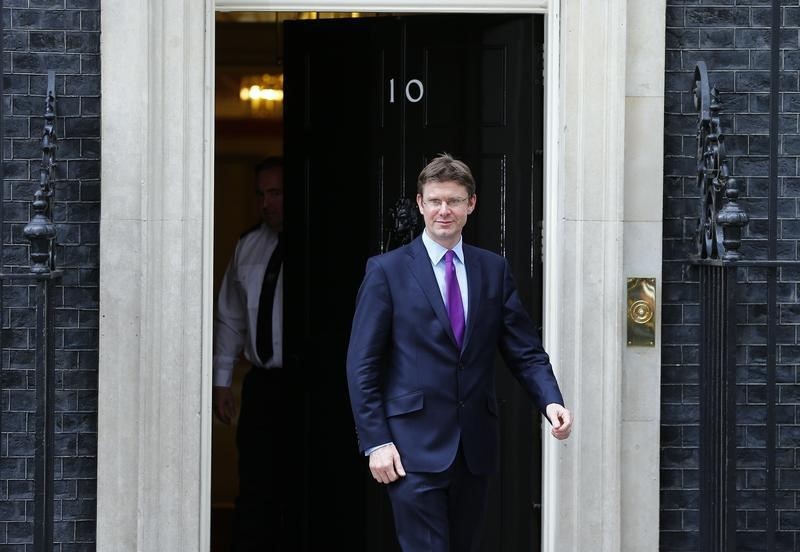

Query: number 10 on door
[389,78,424,103]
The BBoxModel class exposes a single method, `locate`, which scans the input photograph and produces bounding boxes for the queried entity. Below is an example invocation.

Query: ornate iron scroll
[693,61,749,261]
[384,197,421,251]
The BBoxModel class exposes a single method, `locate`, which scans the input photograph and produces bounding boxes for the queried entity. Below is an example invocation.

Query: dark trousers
[232,367,302,552]
[385,444,490,552]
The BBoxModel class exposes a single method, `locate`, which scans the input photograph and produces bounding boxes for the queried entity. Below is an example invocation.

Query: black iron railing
[690,60,800,551]
[0,70,62,552]
[689,60,746,552]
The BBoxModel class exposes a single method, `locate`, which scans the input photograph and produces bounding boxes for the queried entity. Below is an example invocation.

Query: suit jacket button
[458,401,464,408]
[458,362,464,370]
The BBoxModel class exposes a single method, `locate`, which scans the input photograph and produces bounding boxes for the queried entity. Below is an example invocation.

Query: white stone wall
[542,2,664,550]
[622,0,665,549]
[97,0,213,550]
[543,0,627,549]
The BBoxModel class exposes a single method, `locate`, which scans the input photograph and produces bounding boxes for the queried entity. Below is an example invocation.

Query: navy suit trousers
[386,444,489,552]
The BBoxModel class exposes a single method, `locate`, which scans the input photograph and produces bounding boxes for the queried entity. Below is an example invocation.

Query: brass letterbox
[627,277,656,347]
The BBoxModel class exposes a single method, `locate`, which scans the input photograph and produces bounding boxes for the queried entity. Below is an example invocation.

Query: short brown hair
[417,153,475,197]
[254,156,283,176]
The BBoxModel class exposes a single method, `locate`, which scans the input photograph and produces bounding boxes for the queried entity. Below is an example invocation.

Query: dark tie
[256,233,283,364]
[444,250,465,348]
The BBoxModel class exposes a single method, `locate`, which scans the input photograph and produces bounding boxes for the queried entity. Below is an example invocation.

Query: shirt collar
[421,230,464,265]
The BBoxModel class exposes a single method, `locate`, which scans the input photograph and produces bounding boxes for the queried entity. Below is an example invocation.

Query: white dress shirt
[366,230,470,456]
[213,224,283,388]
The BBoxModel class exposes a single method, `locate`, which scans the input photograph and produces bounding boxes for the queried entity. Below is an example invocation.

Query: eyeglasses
[421,197,470,210]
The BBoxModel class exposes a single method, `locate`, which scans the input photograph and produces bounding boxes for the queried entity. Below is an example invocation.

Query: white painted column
[621,0,665,550]
[97,1,213,551]
[542,0,628,550]
[542,0,665,549]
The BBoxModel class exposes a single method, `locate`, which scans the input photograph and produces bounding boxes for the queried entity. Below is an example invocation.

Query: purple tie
[445,250,465,348]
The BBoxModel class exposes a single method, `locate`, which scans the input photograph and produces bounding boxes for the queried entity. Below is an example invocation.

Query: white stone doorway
[98,0,661,550]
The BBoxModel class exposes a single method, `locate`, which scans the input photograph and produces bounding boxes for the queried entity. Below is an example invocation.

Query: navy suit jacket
[346,236,564,475]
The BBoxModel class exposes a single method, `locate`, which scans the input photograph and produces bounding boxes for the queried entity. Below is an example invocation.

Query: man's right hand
[213,386,237,425]
[369,443,406,484]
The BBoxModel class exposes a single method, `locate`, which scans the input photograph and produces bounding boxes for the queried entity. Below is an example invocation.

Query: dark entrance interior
[213,11,545,552]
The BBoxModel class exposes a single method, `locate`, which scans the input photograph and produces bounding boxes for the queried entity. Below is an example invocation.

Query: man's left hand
[545,403,573,440]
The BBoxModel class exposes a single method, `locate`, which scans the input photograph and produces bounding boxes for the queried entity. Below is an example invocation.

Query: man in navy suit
[346,154,573,551]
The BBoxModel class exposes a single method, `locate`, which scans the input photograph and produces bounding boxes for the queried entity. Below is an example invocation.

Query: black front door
[284,14,544,551]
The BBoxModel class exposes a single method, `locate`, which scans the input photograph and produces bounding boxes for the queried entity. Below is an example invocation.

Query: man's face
[256,167,284,231]
[416,180,476,248]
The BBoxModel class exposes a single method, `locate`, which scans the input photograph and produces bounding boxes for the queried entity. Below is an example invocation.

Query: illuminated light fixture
[241,84,284,102]
[239,73,284,117]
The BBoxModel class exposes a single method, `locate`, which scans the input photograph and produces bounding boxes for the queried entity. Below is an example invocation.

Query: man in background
[213,157,298,551]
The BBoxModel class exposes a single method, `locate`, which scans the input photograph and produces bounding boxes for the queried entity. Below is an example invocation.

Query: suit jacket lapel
[408,237,458,348]
[462,245,482,353]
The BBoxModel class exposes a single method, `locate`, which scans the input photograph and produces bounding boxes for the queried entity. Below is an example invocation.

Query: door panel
[284,14,544,552]
[284,18,403,550]
[480,47,507,126]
